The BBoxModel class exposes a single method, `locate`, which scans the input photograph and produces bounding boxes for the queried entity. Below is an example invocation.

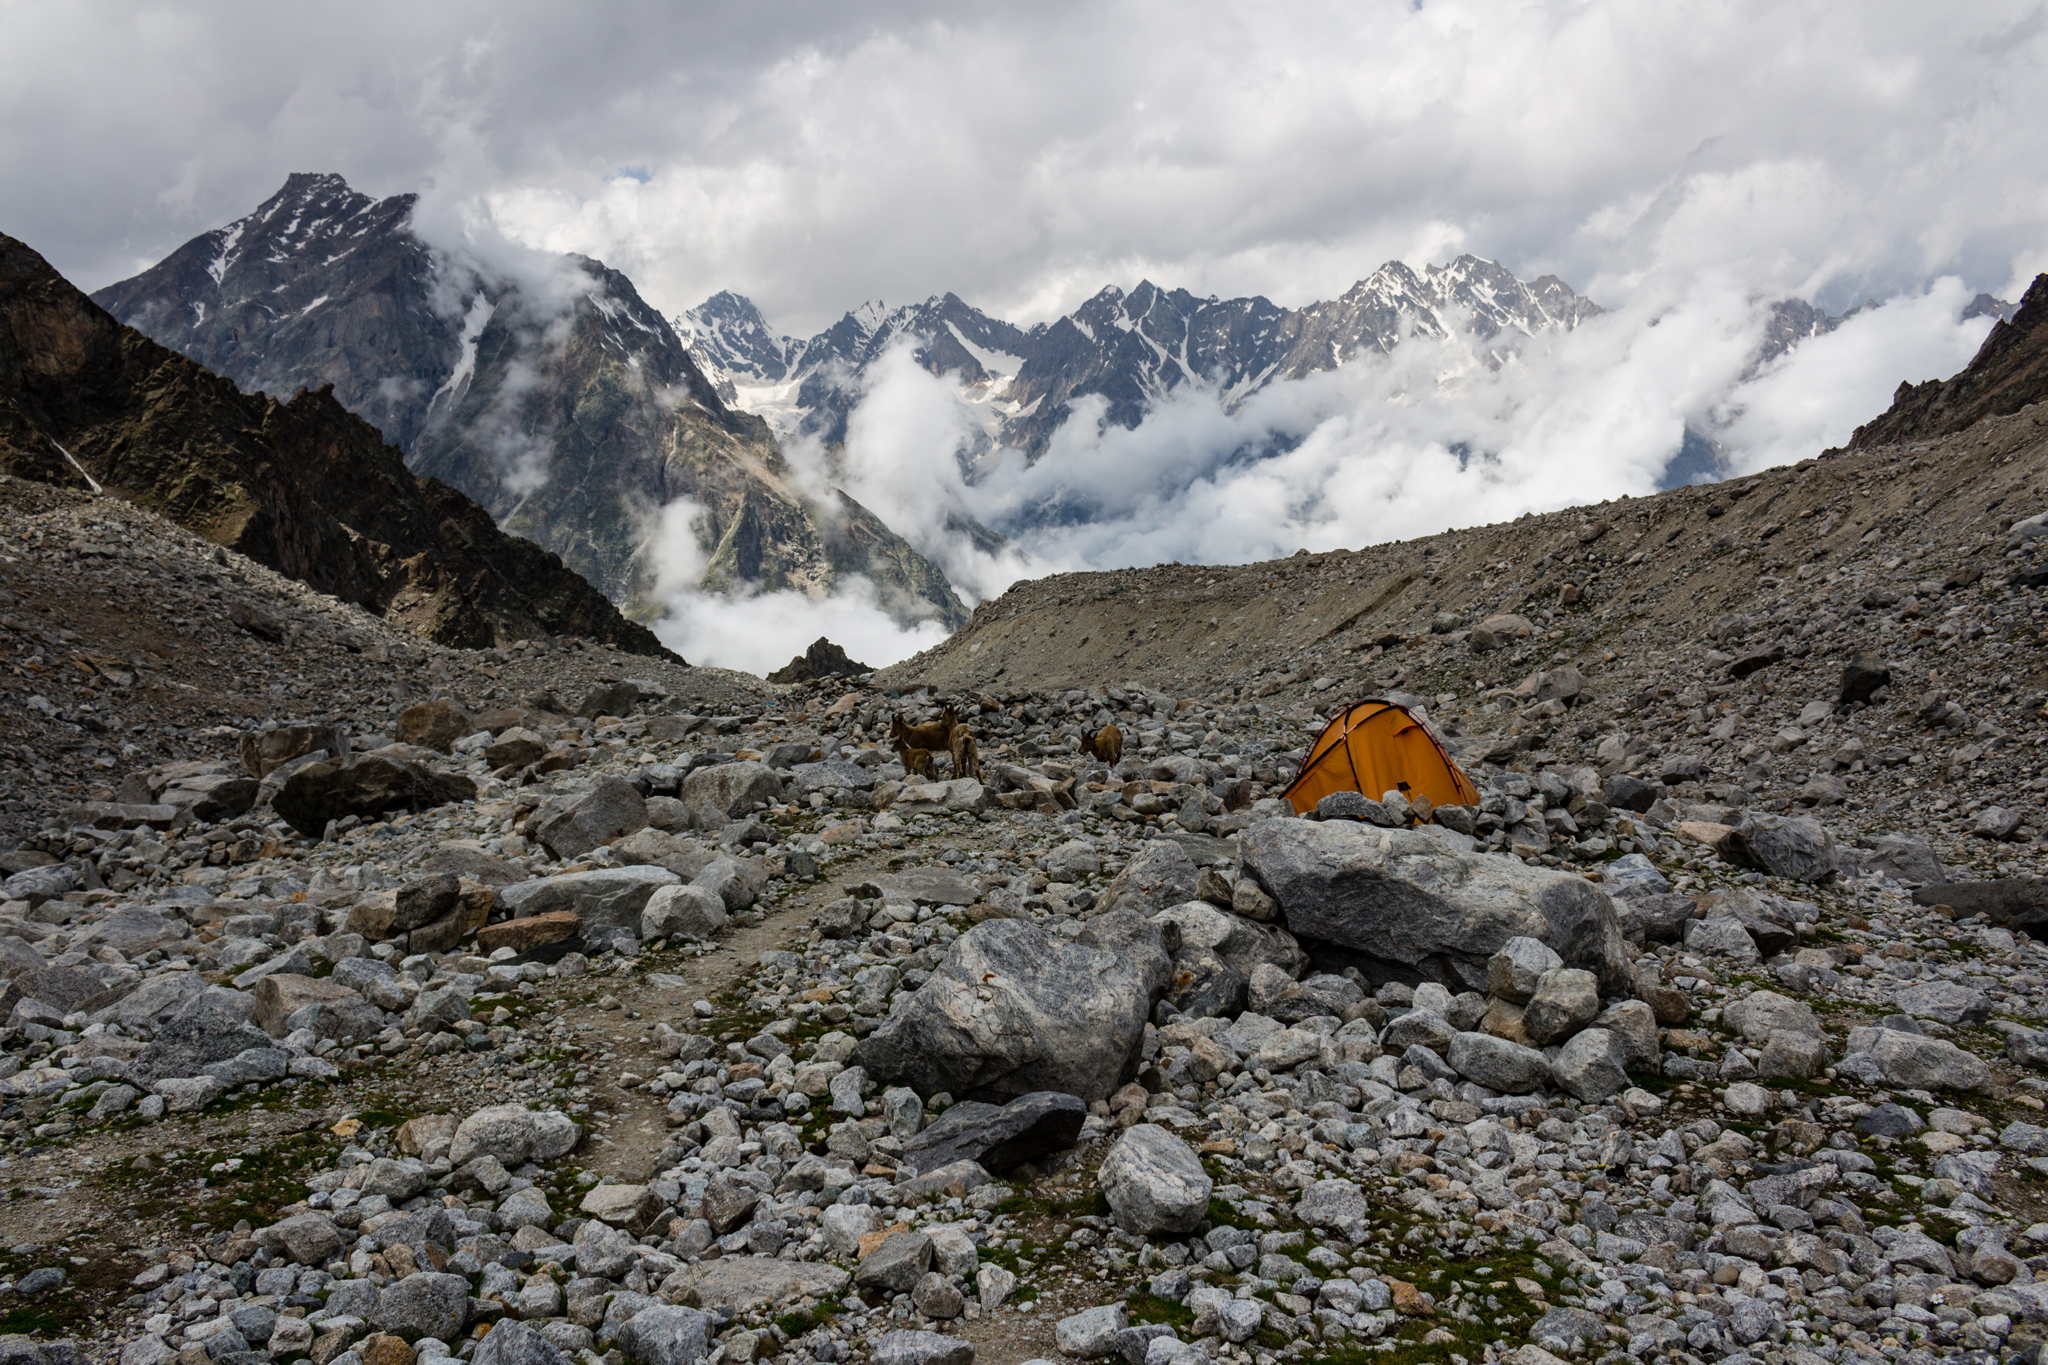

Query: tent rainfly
[1282,697,1480,817]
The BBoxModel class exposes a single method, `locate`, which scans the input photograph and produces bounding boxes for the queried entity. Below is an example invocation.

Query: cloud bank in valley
[661,268,1994,671]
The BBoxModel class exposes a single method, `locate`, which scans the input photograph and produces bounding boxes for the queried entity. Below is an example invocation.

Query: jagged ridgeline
[89,173,969,630]
[0,233,675,656]
[679,258,1607,457]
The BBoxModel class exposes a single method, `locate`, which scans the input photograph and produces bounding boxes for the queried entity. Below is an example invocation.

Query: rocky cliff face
[680,255,1606,457]
[90,174,969,630]
[1850,273,2048,449]
[0,232,677,657]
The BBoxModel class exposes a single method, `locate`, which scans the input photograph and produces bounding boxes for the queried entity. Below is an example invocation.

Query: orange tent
[1282,698,1481,816]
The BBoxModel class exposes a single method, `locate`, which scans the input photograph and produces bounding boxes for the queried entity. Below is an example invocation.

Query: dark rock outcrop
[1850,273,2048,448]
[0,232,680,658]
[768,637,873,684]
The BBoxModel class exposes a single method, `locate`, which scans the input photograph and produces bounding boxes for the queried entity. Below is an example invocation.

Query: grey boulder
[449,1103,581,1168]
[373,1271,471,1340]
[132,994,272,1083]
[253,1213,343,1267]
[1446,1032,1552,1094]
[531,778,649,860]
[1893,980,1992,1026]
[1843,1028,1991,1092]
[680,762,783,822]
[612,1305,713,1365]
[1238,819,1629,993]
[497,866,680,933]
[640,884,728,942]
[1553,1028,1629,1102]
[1720,813,1837,883]
[1521,967,1599,1044]
[1095,840,1199,918]
[1485,936,1561,1004]
[871,1330,974,1365]
[473,1321,571,1365]
[1099,1124,1212,1236]
[853,913,1172,1103]
[1295,1179,1371,1242]
[899,1091,1087,1174]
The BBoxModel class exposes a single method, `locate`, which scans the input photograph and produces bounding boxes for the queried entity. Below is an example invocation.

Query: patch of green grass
[1126,1292,1193,1329]
[0,1306,63,1336]
[773,1304,836,1338]
[95,1125,337,1228]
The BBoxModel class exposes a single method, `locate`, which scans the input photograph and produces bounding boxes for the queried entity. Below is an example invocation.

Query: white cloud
[5,0,2042,335]
[784,272,2000,605]
[652,575,952,678]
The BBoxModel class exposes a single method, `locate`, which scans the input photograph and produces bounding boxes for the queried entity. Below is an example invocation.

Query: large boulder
[239,725,350,778]
[852,912,1173,1102]
[249,975,369,1038]
[1843,1028,1991,1092]
[395,700,474,754]
[1239,819,1629,993]
[1720,814,1838,883]
[448,1104,582,1167]
[154,766,260,820]
[1486,937,1563,1004]
[374,1271,471,1340]
[612,1305,713,1365]
[681,762,783,822]
[1152,900,1308,1018]
[253,1213,344,1267]
[531,778,648,860]
[576,682,643,721]
[273,757,476,837]
[1096,840,1200,918]
[71,907,190,959]
[496,866,680,933]
[612,829,720,879]
[1893,980,1991,1026]
[1099,1124,1212,1236]
[641,885,729,942]
[1723,991,1823,1046]
[899,1091,1088,1174]
[1446,1032,1552,1094]
[132,994,272,1082]
[473,1322,570,1365]
[692,858,764,912]
[1695,888,1800,957]
[1522,968,1600,1045]
[476,912,582,956]
[1840,835,1947,887]
[1554,1028,1629,1102]
[1912,878,2048,935]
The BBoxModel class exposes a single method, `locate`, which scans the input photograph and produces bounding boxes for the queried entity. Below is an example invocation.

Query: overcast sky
[3,0,2043,336]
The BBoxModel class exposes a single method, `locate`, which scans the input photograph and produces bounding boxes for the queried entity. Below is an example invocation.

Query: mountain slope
[1849,273,2048,448]
[90,174,969,630]
[0,231,677,658]
[680,255,1606,458]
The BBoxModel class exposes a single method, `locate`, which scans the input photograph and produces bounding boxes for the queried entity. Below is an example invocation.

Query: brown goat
[950,727,983,783]
[890,707,957,753]
[1081,723,1124,766]
[894,743,939,780]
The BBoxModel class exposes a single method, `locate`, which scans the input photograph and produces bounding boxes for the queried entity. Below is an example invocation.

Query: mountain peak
[1850,272,2048,448]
